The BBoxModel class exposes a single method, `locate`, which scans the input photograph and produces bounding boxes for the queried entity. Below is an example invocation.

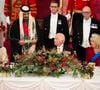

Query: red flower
[37,56,45,63]
[49,64,57,72]
[61,62,67,67]
[62,57,68,62]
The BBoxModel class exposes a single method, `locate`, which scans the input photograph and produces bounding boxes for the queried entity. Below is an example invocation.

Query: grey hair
[57,33,65,43]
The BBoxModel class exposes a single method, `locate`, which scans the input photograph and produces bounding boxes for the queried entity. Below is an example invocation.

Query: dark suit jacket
[72,18,100,50]
[63,45,74,54]
[43,14,69,49]
[72,17,100,61]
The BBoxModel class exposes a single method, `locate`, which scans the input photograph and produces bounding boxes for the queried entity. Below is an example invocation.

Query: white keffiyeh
[19,11,36,40]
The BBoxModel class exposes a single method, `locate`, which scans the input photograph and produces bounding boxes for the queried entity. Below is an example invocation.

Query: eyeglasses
[50,6,58,8]
[82,11,90,14]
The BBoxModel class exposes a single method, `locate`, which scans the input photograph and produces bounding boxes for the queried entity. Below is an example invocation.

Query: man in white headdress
[10,5,42,62]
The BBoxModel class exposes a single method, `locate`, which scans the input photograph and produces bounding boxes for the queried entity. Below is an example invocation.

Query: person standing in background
[36,0,61,30]
[4,0,37,24]
[43,0,69,49]
[72,6,100,61]
[71,0,90,28]
[59,0,90,49]
[59,0,90,17]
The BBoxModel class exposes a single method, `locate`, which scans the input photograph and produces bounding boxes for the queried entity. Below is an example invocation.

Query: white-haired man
[10,5,42,62]
[54,33,73,54]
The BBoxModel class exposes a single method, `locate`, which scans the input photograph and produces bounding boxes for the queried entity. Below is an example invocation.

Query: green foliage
[0,49,94,78]
[13,49,81,77]
[78,62,94,79]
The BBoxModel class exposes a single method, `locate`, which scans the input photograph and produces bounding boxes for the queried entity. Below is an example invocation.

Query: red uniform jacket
[89,0,100,21]
[61,0,90,13]
[4,0,37,23]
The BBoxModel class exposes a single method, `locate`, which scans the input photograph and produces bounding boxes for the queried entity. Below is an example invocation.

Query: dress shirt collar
[57,44,64,54]
[83,18,91,23]
[51,13,58,17]
[57,44,64,49]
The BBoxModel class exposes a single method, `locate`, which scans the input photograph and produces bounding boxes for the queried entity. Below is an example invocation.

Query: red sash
[23,22,29,36]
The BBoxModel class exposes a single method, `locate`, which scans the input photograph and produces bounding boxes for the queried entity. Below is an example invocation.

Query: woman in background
[86,34,100,66]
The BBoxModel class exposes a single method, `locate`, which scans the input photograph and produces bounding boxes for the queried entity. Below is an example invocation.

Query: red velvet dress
[86,47,100,66]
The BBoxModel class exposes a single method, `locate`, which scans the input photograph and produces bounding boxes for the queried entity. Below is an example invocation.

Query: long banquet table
[0,67,100,90]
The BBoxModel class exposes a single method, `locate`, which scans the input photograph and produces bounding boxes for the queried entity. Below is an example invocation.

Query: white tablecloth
[0,67,100,90]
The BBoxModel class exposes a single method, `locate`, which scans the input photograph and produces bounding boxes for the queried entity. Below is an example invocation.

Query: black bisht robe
[10,19,43,62]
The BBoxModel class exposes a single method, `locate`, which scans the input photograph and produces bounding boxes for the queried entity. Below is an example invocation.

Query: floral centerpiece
[12,49,80,77]
[8,49,95,78]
